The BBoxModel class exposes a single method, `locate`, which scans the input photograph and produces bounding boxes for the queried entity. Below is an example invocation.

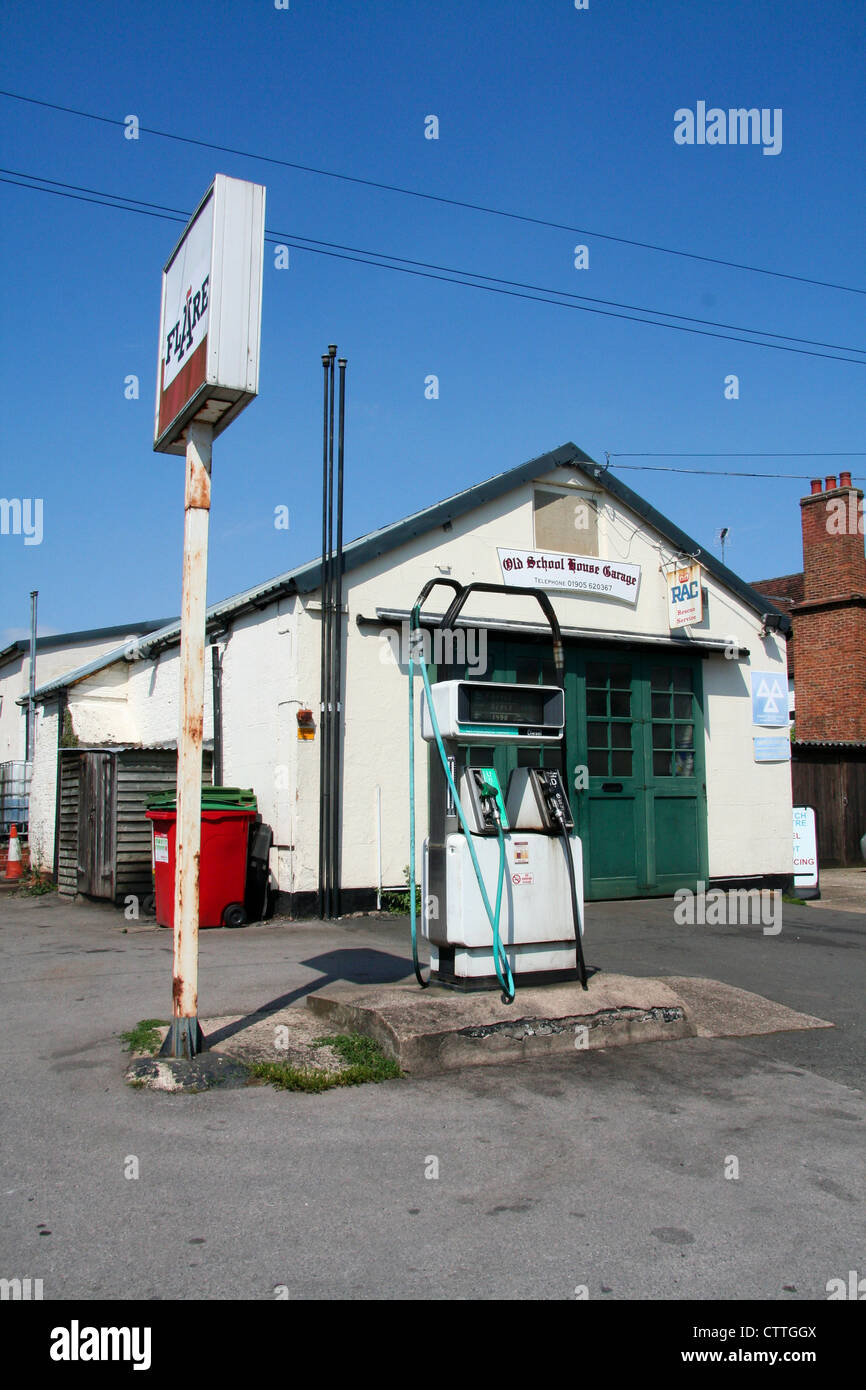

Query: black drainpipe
[318,348,334,917]
[331,356,347,917]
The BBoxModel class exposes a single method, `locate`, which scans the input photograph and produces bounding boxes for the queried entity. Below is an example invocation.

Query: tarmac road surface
[0,890,863,1301]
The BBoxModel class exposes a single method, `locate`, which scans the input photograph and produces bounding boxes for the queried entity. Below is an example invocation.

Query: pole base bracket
[160,1016,205,1059]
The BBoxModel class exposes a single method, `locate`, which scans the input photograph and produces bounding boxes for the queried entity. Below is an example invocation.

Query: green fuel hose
[408,630,515,1004]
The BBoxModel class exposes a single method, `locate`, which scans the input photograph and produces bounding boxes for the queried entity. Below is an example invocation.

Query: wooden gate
[792,746,866,866]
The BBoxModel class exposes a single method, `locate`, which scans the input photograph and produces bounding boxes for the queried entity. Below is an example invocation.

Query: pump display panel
[464,686,547,727]
[422,680,564,743]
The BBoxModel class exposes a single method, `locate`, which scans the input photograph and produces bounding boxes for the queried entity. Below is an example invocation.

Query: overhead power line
[3,170,865,368]
[610,464,864,480]
[282,228,865,357]
[1,87,864,299]
[611,451,866,458]
[4,167,863,358]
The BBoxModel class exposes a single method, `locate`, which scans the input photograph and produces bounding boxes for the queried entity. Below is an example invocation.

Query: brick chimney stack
[792,474,866,741]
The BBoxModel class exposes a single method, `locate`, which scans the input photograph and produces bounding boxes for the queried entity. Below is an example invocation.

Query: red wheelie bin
[146,788,257,928]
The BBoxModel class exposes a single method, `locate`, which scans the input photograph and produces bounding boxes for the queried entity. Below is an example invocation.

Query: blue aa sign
[751,670,788,727]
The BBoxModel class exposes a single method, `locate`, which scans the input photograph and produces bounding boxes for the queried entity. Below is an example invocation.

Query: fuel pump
[408,580,589,1001]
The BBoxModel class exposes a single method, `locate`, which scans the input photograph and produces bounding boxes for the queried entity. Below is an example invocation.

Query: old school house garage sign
[498,547,641,603]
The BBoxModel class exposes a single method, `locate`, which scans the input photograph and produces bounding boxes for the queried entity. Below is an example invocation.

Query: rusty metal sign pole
[161,419,213,1059]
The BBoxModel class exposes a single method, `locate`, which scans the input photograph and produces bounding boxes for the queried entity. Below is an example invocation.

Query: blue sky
[1,0,863,643]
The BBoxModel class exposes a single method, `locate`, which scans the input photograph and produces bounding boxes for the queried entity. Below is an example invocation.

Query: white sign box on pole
[154,174,266,454]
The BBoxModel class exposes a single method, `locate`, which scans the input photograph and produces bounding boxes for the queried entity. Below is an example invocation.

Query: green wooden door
[455,639,708,900]
[574,649,708,898]
[578,655,646,897]
[460,639,562,805]
[642,657,708,895]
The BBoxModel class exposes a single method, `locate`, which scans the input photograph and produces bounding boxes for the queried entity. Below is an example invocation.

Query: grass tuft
[120,1019,168,1055]
[250,1033,401,1092]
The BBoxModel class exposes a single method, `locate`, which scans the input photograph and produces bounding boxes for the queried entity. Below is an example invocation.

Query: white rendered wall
[0,633,140,761]
[26,465,793,896]
[292,466,794,894]
[27,702,59,871]
[703,645,794,877]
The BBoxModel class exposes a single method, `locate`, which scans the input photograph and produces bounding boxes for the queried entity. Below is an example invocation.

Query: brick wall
[792,474,866,741]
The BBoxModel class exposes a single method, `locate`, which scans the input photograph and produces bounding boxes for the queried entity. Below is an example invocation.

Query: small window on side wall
[533,488,599,555]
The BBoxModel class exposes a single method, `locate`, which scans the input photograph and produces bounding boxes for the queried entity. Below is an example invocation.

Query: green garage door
[463,640,709,900]
[574,652,708,898]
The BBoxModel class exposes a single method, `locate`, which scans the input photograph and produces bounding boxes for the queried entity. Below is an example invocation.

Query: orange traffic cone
[5,824,23,881]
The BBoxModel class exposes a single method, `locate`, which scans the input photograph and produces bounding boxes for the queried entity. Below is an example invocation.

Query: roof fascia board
[365,606,749,656]
[0,617,177,669]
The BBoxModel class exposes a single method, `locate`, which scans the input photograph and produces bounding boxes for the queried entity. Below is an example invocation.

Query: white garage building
[27,443,794,912]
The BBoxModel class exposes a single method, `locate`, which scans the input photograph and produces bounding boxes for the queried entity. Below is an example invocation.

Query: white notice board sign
[793,806,819,895]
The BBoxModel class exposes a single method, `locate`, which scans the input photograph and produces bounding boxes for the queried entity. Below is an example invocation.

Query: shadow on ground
[205,947,412,1046]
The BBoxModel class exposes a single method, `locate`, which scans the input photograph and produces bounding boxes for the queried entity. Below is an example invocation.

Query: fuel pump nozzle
[477,776,500,823]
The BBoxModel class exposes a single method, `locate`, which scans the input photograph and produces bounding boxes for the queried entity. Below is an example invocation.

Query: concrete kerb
[121,975,834,1089]
[305,974,695,1076]
[305,973,834,1076]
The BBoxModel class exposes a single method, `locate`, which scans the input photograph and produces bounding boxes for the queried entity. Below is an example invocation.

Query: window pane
[587,721,608,748]
[515,659,540,685]
[586,689,607,717]
[588,749,608,776]
[467,746,495,766]
[674,693,692,718]
[673,668,692,692]
[609,663,631,689]
[675,724,694,749]
[675,751,695,778]
[654,750,672,777]
[650,665,671,691]
[586,662,608,688]
[611,750,632,776]
[653,725,673,749]
[610,691,631,718]
[611,722,630,748]
[513,656,557,687]
[517,748,543,767]
[652,693,671,719]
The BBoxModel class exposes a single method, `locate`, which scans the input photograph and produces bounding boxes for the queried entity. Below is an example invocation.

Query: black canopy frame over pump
[410,577,589,990]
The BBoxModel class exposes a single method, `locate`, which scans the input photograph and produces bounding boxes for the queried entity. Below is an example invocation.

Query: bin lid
[146,786,257,812]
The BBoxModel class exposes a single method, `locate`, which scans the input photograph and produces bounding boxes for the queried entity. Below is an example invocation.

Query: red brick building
[752,472,866,864]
